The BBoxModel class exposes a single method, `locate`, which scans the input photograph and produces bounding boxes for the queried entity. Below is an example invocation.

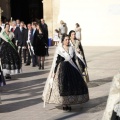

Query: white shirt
[28,30,31,40]
[33,28,36,36]
[20,27,23,32]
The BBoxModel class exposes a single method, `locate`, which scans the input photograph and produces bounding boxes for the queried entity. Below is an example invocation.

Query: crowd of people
[0,18,49,80]
[2,18,120,120]
[0,17,120,119]
[53,20,81,46]
[0,18,90,112]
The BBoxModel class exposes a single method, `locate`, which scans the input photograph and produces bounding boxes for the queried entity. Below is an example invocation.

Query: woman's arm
[75,40,81,53]
[54,54,65,74]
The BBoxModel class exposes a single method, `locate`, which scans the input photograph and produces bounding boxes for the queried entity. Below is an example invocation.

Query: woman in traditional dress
[102,73,120,120]
[33,23,46,70]
[0,23,21,79]
[42,34,89,111]
[69,30,89,83]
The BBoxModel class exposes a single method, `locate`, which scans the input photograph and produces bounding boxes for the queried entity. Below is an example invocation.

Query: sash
[70,40,86,66]
[1,31,16,50]
[58,46,81,73]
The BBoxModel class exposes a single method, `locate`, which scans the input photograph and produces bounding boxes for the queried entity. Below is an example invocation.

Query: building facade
[0,0,120,46]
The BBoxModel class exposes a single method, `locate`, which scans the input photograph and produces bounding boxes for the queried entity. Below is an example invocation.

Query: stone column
[43,0,60,39]
[52,0,60,33]
[0,0,11,20]
[42,0,53,38]
[0,7,3,21]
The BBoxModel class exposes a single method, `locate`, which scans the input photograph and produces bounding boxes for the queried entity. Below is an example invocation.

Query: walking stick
[18,46,21,53]
[27,40,35,56]
[27,41,32,56]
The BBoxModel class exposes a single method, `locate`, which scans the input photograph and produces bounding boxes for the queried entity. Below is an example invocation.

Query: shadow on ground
[88,77,112,88]
[0,77,46,113]
[49,77,112,119]
[0,74,110,116]
[11,70,49,79]
[1,77,46,92]
[52,96,108,120]
[0,98,42,113]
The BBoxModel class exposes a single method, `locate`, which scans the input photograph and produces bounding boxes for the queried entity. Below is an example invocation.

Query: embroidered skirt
[0,42,21,75]
[43,61,89,105]
[111,102,120,120]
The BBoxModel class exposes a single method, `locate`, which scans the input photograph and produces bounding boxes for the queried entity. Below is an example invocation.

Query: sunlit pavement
[0,46,120,120]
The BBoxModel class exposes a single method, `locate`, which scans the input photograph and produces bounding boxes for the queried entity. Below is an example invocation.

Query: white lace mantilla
[102,73,120,120]
[114,102,120,117]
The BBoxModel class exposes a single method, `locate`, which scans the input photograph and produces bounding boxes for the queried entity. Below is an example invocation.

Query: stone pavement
[0,46,120,120]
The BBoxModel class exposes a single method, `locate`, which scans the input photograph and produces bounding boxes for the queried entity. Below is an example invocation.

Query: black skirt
[58,61,88,96]
[0,67,6,87]
[1,42,21,72]
[77,57,86,73]
[34,33,46,56]
[35,45,46,56]
[111,110,120,120]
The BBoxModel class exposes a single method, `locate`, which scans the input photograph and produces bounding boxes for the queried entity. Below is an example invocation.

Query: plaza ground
[0,46,120,120]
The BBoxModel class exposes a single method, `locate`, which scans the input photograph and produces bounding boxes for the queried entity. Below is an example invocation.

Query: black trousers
[18,47,27,63]
[27,50,38,65]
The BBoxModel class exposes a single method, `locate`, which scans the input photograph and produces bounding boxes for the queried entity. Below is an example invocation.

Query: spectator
[53,29,60,46]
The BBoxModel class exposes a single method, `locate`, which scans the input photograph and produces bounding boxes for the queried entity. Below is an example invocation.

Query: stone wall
[43,0,53,38]
[43,0,60,38]
[56,0,120,46]
[0,0,11,20]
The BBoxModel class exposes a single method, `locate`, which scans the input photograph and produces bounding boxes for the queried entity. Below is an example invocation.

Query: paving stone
[0,46,120,120]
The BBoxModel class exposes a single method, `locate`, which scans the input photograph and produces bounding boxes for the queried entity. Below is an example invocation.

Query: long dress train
[102,73,120,120]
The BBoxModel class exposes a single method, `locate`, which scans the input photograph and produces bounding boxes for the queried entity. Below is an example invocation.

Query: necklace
[63,45,69,53]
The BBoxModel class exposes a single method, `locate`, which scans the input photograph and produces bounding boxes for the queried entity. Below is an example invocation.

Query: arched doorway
[10,0,43,23]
